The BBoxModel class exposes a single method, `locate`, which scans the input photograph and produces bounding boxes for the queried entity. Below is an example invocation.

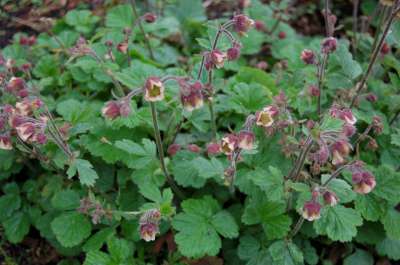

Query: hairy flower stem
[288,136,313,180]
[350,2,400,108]
[130,0,155,60]
[317,54,328,120]
[352,0,359,54]
[150,102,185,200]
[288,216,305,238]
[389,110,400,126]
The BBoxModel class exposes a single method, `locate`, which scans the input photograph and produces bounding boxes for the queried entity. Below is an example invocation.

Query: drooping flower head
[0,134,12,150]
[302,200,321,221]
[255,106,278,128]
[321,37,337,54]
[352,171,376,194]
[179,80,204,111]
[323,190,338,206]
[144,77,165,102]
[233,14,254,35]
[221,134,238,155]
[300,49,316,65]
[238,130,255,150]
[139,209,161,242]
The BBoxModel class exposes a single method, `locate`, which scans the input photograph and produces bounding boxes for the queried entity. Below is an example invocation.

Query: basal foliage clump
[1,0,400,264]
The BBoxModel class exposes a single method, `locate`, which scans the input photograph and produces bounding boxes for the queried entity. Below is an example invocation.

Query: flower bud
[308,85,320,97]
[255,106,277,128]
[321,37,337,54]
[339,109,357,125]
[0,134,12,150]
[256,61,268,70]
[372,116,383,135]
[278,31,286,39]
[207,142,221,155]
[102,101,121,120]
[104,40,113,47]
[342,123,356,137]
[143,13,157,23]
[367,138,378,151]
[139,209,161,242]
[238,130,255,150]
[306,120,315,130]
[187,144,201,153]
[313,144,329,165]
[31,98,44,110]
[117,42,128,54]
[167,143,181,156]
[233,14,254,35]
[221,134,238,155]
[119,99,132,117]
[227,43,241,61]
[381,42,390,55]
[323,191,338,206]
[17,89,29,98]
[300,49,316,65]
[366,93,378,103]
[302,200,321,221]
[144,77,165,102]
[254,20,265,31]
[352,171,376,194]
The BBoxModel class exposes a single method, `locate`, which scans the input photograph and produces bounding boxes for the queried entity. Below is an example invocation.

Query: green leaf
[321,175,356,203]
[320,116,344,132]
[107,236,133,262]
[83,228,115,252]
[331,41,362,80]
[373,165,400,204]
[0,193,21,222]
[242,197,291,240]
[171,151,206,188]
[114,139,156,169]
[211,210,239,238]
[51,212,92,247]
[51,190,80,211]
[192,157,224,179]
[83,251,112,265]
[67,159,99,187]
[105,4,133,29]
[3,212,30,243]
[376,237,400,260]
[343,249,373,265]
[248,167,284,201]
[355,194,387,221]
[172,196,238,258]
[238,235,273,265]
[65,10,99,33]
[391,129,400,147]
[314,205,362,242]
[382,208,400,240]
[56,99,97,124]
[236,67,277,94]
[268,240,304,265]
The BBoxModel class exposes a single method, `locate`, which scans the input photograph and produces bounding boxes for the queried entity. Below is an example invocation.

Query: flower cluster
[139,209,161,242]
[302,188,338,221]
[78,197,112,224]
[348,161,376,194]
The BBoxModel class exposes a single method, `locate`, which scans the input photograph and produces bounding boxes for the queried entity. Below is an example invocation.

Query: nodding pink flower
[342,123,356,137]
[308,85,320,97]
[119,99,132,117]
[227,43,241,61]
[104,40,113,47]
[21,63,31,72]
[313,143,329,165]
[117,42,128,54]
[31,98,44,110]
[207,142,221,155]
[254,20,265,31]
[238,130,255,150]
[339,109,357,125]
[16,122,36,142]
[143,13,157,23]
[17,89,29,98]
[15,100,32,116]
[205,49,226,70]
[20,36,36,46]
[187,144,201,153]
[321,37,337,54]
[139,209,161,242]
[221,134,238,155]
[144,77,165,102]
[167,143,181,156]
[331,140,351,165]
[0,134,12,150]
[233,14,254,35]
[255,106,278,128]
[300,49,316,65]
[6,77,25,93]
[381,42,390,55]
[278,31,286,39]
[323,191,338,206]
[180,81,204,111]
[302,200,321,221]
[352,171,376,194]
[102,101,121,120]
[366,93,378,103]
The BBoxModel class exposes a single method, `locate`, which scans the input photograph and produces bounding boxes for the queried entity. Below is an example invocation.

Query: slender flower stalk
[350,1,400,108]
